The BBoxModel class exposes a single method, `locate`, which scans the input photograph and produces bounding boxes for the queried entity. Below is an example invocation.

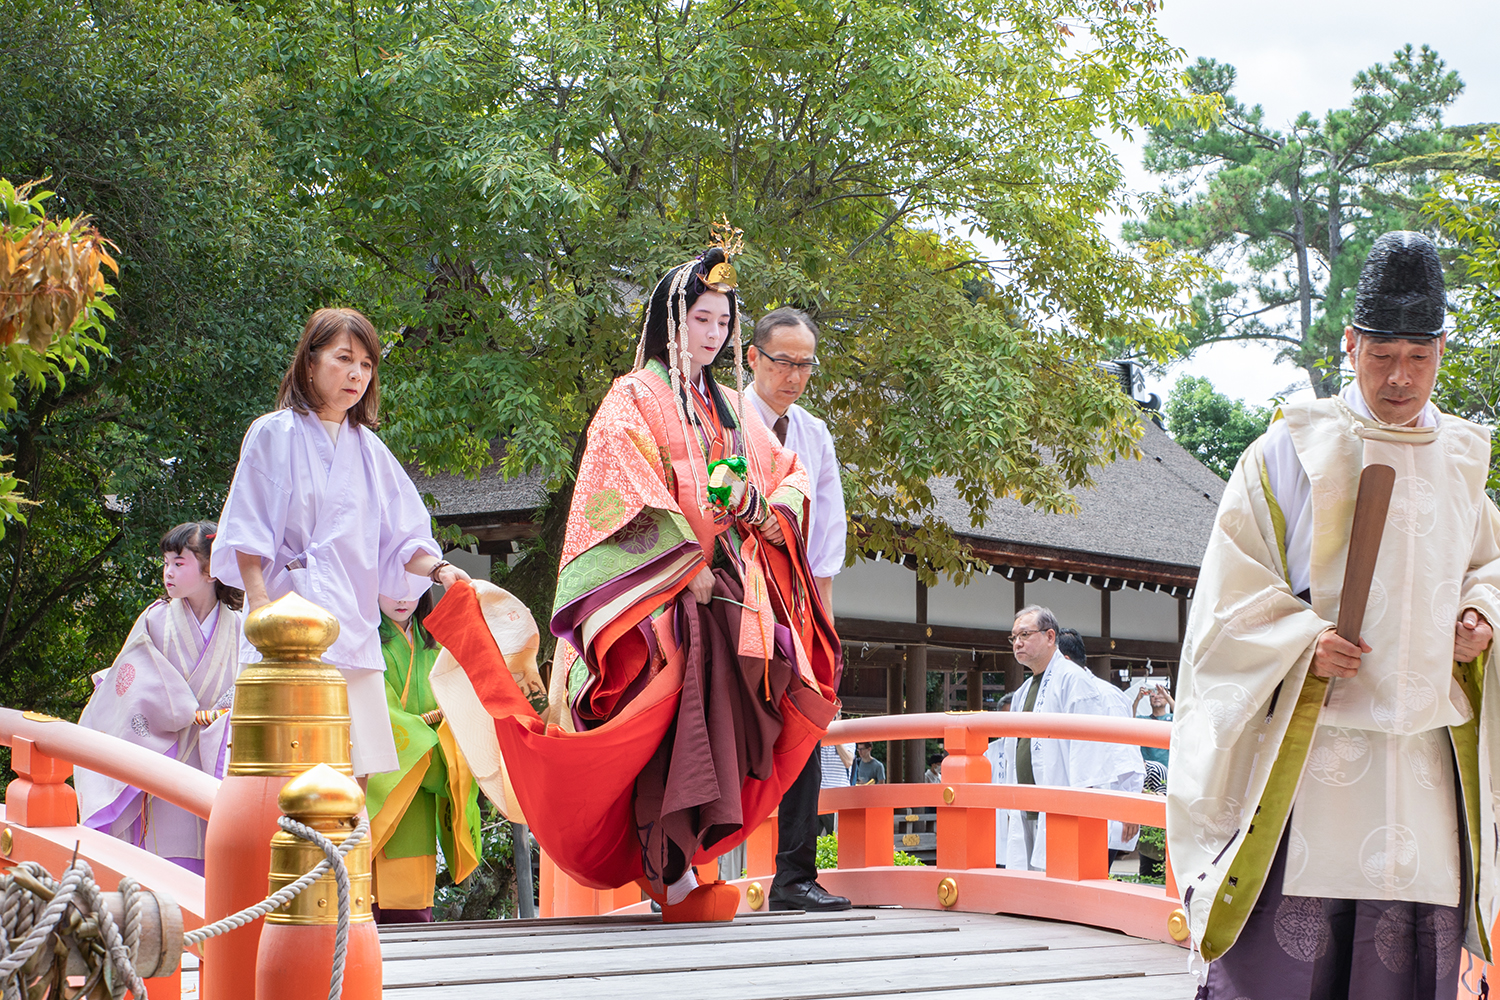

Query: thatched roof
[937,418,1223,575]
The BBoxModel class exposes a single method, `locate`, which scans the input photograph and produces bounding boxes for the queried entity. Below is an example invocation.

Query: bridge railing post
[835,804,893,869]
[5,735,77,828]
[743,807,779,877]
[1043,813,1109,881]
[537,849,563,917]
[255,764,380,1000]
[935,725,994,870]
[536,851,645,917]
[203,593,358,1000]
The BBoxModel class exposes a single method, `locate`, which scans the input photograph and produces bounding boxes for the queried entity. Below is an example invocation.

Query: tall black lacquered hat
[1351,231,1446,338]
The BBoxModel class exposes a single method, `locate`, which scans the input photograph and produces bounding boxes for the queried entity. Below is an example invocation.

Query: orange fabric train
[424,578,836,889]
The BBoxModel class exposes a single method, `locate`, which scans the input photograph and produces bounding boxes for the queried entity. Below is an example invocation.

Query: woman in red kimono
[427,232,841,921]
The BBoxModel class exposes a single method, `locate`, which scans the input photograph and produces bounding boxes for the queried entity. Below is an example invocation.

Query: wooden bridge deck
[376,908,1197,999]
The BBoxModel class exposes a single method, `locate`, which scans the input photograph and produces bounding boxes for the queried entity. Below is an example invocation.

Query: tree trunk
[1322,170,1347,396]
[1288,168,1330,397]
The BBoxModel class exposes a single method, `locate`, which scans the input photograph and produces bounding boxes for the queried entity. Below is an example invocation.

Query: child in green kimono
[367,592,483,923]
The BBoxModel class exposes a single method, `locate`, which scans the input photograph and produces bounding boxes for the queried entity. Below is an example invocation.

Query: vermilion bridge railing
[541,711,1189,945]
[2,705,1492,997]
[0,706,215,998]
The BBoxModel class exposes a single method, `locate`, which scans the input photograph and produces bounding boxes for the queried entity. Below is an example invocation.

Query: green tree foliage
[435,812,519,920]
[0,0,1211,712]
[0,179,115,411]
[1128,47,1464,397]
[1424,131,1500,488]
[256,0,1211,620]
[1164,375,1270,480]
[0,0,337,712]
[816,832,923,869]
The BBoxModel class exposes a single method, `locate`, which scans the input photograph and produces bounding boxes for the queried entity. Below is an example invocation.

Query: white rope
[181,815,367,951]
[80,871,149,999]
[120,877,143,974]
[635,256,757,519]
[0,860,149,1000]
[0,818,368,1000]
[276,817,357,1000]
[730,299,747,447]
[670,265,716,517]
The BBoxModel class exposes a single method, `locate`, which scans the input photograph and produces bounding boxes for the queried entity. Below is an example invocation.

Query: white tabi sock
[665,868,699,906]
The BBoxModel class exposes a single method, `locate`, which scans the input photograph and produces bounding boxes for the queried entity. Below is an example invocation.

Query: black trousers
[773,750,821,890]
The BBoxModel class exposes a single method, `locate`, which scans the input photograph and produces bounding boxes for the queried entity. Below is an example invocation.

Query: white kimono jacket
[77,598,240,862]
[1168,392,1500,964]
[997,650,1145,869]
[211,408,440,774]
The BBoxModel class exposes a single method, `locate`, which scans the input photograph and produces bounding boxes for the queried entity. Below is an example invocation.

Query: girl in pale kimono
[211,308,471,777]
[367,591,482,924]
[425,232,841,923]
[77,521,243,873]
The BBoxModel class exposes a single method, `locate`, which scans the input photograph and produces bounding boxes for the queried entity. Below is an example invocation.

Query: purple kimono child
[76,521,243,873]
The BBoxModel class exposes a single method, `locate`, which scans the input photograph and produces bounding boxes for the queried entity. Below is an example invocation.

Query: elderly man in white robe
[1170,231,1500,1000]
[996,605,1144,871]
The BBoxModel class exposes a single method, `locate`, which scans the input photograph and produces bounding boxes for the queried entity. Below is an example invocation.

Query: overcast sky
[1130,0,1500,408]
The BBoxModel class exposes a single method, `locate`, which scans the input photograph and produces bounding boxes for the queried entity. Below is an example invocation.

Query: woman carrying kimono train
[425,231,841,922]
[367,591,482,924]
[211,308,473,777]
[77,521,243,873]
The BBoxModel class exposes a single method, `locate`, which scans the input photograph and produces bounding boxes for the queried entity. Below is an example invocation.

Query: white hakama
[211,408,440,775]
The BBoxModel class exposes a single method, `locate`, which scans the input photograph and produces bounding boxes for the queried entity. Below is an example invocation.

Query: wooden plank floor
[378,908,1198,999]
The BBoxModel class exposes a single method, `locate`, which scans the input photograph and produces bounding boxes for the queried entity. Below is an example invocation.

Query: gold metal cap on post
[228,592,353,776]
[266,764,373,925]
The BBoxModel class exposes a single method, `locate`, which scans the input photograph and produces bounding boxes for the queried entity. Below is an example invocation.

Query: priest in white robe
[1170,232,1500,1000]
[211,308,469,776]
[997,605,1144,871]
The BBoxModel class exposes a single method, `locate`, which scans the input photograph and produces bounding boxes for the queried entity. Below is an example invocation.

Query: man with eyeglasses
[1173,232,1500,998]
[994,605,1143,871]
[746,306,850,912]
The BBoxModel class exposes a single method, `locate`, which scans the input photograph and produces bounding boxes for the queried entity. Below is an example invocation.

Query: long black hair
[161,520,244,611]
[411,591,438,650]
[637,247,742,430]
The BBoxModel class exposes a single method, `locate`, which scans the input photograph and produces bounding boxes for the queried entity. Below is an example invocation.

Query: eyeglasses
[1009,628,1046,644]
[759,352,820,375]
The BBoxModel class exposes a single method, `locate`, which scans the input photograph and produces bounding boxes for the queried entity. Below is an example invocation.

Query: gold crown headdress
[703,216,744,292]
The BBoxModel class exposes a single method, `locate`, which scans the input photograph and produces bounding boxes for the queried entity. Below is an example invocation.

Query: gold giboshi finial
[267,763,372,926]
[228,592,352,777]
[244,591,339,661]
[278,763,365,825]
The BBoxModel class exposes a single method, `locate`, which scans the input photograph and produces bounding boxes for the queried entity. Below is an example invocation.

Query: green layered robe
[367,616,483,905]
